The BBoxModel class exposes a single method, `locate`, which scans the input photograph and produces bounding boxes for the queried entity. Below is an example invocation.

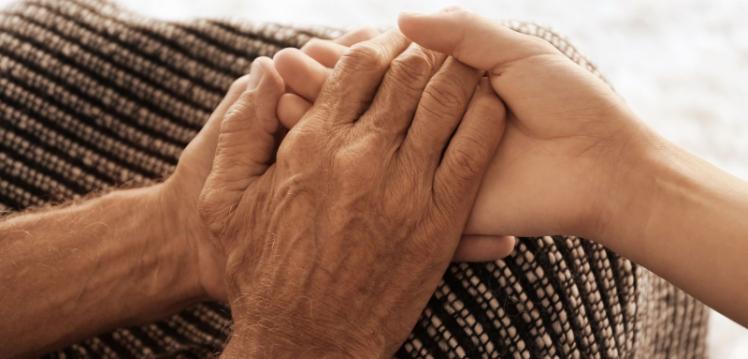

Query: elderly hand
[157,29,386,301]
[197,30,505,357]
[272,30,517,261]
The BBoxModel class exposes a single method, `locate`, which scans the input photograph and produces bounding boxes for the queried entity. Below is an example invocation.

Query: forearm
[221,320,382,359]
[600,138,748,326]
[0,185,202,357]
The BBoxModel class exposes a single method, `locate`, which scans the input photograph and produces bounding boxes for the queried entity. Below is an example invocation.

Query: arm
[0,185,201,357]
[0,69,258,357]
[604,140,748,325]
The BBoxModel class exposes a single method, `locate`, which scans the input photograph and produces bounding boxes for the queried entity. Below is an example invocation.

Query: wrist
[153,180,215,301]
[222,323,385,359]
[158,177,227,301]
[83,186,203,323]
[590,125,703,254]
[587,119,672,243]
[143,185,207,306]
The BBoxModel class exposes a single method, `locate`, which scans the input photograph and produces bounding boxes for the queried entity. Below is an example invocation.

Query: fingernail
[247,60,266,90]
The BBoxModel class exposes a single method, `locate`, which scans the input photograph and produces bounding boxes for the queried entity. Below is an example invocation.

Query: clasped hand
[186,8,659,358]
[196,29,504,356]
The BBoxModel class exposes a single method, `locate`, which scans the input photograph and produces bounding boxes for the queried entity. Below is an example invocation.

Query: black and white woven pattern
[0,0,709,357]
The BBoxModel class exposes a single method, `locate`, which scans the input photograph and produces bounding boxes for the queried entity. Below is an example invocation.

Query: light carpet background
[1,0,746,357]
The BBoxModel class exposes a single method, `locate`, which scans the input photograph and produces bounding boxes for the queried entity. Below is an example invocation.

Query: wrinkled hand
[272,30,516,261]
[157,29,382,301]
[197,30,505,357]
[159,74,250,301]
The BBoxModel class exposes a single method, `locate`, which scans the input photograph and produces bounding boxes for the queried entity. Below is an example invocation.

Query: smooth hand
[397,8,656,238]
[398,8,748,327]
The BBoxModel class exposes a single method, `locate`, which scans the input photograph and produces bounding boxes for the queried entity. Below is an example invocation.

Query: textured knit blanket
[0,0,709,357]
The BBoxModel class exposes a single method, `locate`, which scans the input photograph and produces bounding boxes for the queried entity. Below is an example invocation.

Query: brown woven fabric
[0,0,709,357]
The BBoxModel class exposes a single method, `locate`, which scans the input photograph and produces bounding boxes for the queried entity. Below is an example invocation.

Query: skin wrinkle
[6,10,743,357]
[200,29,503,358]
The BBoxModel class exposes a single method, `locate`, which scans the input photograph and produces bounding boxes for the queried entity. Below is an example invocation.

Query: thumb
[211,57,284,184]
[397,8,556,72]
[199,57,284,237]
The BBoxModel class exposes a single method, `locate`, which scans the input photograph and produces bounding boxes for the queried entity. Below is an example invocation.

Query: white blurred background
[2,0,747,357]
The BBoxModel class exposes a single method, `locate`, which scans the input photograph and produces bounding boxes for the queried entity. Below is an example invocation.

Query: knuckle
[197,190,227,238]
[271,49,299,72]
[448,146,483,181]
[351,26,379,41]
[527,36,558,54]
[273,47,294,58]
[422,78,465,113]
[277,127,316,160]
[333,148,362,172]
[332,135,381,182]
[227,74,251,94]
[196,196,213,226]
[447,6,472,22]
[276,118,331,165]
[388,51,433,92]
[221,96,256,131]
[473,92,506,117]
[340,42,387,72]
[301,37,323,51]
[301,39,334,59]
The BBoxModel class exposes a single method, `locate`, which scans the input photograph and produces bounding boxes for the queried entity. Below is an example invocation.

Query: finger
[435,78,506,212]
[334,26,380,46]
[199,58,284,238]
[277,93,312,129]
[401,57,480,165]
[300,27,380,68]
[184,73,254,176]
[211,57,284,181]
[398,8,557,73]
[357,43,445,139]
[301,39,349,68]
[314,29,410,126]
[453,235,516,262]
[273,48,330,101]
[205,74,253,135]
